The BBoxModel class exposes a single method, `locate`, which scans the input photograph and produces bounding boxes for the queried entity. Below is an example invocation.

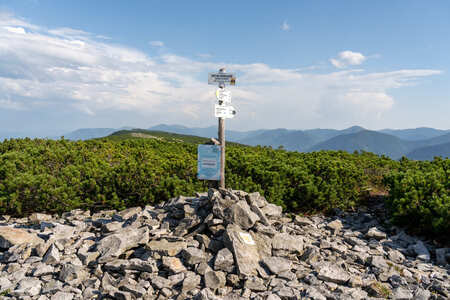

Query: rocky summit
[0,189,449,300]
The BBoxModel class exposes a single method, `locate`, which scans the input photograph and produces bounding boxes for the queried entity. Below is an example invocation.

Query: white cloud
[0,14,442,130]
[281,21,290,31]
[4,26,26,34]
[330,51,366,68]
[149,40,164,47]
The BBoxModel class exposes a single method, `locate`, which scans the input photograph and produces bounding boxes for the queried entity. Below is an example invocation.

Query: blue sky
[0,0,449,135]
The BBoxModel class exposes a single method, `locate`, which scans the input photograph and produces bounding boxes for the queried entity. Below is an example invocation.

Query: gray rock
[58,264,88,285]
[114,291,133,300]
[413,288,431,300]
[326,219,343,234]
[369,256,389,270]
[104,259,130,272]
[182,247,206,265]
[214,247,235,273]
[435,248,449,265]
[182,273,201,292]
[245,192,267,208]
[41,280,63,294]
[412,240,430,261]
[300,245,321,264]
[249,204,270,226]
[294,215,313,226]
[387,249,405,264]
[51,224,77,240]
[150,275,170,290]
[97,226,149,262]
[346,288,368,300]
[42,244,60,265]
[252,232,272,259]
[225,200,260,230]
[32,263,54,276]
[204,271,226,290]
[0,277,13,291]
[317,263,350,284]
[244,276,266,292]
[77,247,99,266]
[274,286,299,299]
[29,213,53,223]
[116,206,142,220]
[101,221,123,233]
[305,287,326,300]
[266,294,282,300]
[272,233,303,253]
[262,256,292,275]
[128,258,158,273]
[366,227,387,240]
[168,273,185,286]
[51,292,74,300]
[119,283,146,298]
[223,224,260,276]
[14,277,42,296]
[196,261,213,276]
[392,287,413,300]
[0,227,44,248]
[260,203,282,219]
[36,241,52,257]
[162,256,187,273]
[146,239,187,256]
[83,288,100,299]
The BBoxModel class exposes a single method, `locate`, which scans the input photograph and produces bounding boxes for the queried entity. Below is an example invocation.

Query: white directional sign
[208,73,236,85]
[214,104,236,119]
[215,88,232,104]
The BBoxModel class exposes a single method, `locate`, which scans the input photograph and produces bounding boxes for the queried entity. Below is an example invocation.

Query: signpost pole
[206,67,236,189]
[218,69,226,189]
[218,117,225,189]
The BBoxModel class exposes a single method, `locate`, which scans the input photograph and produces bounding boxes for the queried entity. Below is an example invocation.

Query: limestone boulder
[223,224,260,276]
[0,227,44,248]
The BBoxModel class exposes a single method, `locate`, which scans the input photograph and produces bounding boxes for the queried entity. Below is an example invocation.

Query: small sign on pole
[215,88,232,104]
[208,73,236,85]
[214,104,236,119]
[197,145,221,181]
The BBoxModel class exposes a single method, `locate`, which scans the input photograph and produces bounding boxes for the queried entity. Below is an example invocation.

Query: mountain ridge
[4,124,448,160]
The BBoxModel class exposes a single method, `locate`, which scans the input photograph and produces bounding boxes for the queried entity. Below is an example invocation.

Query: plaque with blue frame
[197,145,221,180]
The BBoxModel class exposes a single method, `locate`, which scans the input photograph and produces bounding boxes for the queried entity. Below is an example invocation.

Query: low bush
[383,157,449,238]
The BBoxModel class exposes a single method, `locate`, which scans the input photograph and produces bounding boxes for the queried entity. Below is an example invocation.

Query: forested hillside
[0,136,448,240]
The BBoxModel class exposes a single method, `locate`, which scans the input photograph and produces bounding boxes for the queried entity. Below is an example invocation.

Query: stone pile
[0,189,449,299]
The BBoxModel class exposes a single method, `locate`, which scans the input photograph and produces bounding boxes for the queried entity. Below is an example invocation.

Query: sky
[0,0,449,135]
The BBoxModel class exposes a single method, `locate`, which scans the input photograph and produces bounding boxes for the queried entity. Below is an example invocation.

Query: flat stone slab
[317,263,350,284]
[224,224,261,276]
[262,256,292,275]
[0,227,44,248]
[146,239,187,256]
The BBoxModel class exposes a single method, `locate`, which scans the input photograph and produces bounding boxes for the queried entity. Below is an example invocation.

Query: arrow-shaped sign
[214,104,236,119]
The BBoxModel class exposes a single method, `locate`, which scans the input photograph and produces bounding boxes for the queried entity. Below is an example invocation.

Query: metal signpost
[202,68,236,188]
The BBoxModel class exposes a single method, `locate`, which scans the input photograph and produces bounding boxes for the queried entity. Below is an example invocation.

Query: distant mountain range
[2,125,449,160]
[142,125,449,159]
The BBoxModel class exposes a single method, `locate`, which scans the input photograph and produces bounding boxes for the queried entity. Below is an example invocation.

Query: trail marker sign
[208,73,236,85]
[214,104,236,119]
[197,145,221,180]
[215,88,232,104]
[202,67,237,189]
